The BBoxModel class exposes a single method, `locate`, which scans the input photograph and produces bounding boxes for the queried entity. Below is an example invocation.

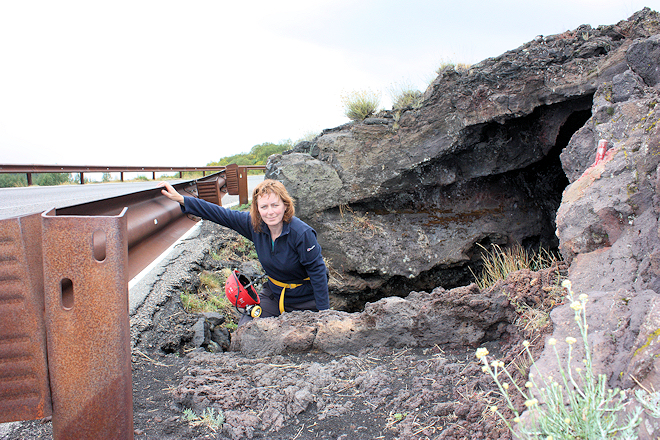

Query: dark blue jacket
[182,196,329,310]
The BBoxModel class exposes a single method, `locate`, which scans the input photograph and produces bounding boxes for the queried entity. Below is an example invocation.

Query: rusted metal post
[196,174,227,207]
[26,172,33,186]
[152,172,156,180]
[79,172,84,185]
[224,164,239,196]
[238,166,248,206]
[42,208,133,440]
[120,172,124,182]
[0,213,52,424]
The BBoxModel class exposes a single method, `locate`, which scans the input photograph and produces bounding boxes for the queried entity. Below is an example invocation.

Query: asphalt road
[0,175,265,220]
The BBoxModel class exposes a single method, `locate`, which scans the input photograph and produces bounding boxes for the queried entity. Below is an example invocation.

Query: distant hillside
[207,141,293,167]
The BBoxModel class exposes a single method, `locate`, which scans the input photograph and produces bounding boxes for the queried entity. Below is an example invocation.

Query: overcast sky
[0,0,656,167]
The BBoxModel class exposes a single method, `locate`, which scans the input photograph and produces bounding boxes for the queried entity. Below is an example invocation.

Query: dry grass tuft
[341,89,381,121]
[471,243,559,291]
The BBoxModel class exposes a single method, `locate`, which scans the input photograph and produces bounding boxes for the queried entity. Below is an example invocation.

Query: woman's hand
[158,182,184,205]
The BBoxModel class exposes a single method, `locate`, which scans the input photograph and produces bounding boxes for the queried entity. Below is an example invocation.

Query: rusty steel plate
[0,213,52,423]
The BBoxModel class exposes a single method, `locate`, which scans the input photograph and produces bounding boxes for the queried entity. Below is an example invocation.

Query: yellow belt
[268,276,310,313]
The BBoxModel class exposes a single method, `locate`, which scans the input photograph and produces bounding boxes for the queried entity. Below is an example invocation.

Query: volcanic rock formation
[266,8,660,312]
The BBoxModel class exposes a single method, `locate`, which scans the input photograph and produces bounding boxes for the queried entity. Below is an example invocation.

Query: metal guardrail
[0,164,262,438]
[0,163,266,185]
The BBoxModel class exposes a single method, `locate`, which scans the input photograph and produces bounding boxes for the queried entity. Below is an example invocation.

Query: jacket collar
[262,221,290,238]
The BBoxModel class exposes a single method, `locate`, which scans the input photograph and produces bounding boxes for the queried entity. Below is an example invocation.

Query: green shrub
[476,280,660,439]
[341,89,381,121]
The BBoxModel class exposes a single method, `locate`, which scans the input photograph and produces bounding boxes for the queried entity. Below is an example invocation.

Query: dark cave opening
[333,100,594,313]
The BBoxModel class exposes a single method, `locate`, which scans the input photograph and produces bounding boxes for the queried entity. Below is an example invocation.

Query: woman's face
[257,192,285,228]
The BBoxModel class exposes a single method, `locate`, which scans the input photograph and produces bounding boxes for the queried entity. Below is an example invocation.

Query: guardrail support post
[238,166,248,206]
[42,208,133,440]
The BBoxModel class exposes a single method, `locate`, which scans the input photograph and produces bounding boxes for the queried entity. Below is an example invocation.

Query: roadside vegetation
[208,140,294,168]
[0,172,72,188]
[181,269,235,316]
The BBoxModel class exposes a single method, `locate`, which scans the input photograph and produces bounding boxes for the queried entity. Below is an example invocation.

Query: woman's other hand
[158,182,184,205]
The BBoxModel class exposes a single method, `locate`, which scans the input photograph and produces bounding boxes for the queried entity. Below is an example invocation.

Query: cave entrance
[516,106,594,247]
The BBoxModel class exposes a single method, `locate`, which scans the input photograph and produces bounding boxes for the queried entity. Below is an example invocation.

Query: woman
[159,179,329,326]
